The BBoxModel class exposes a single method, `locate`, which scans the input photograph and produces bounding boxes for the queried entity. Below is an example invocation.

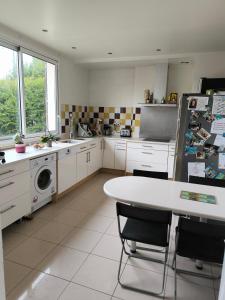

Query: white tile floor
[2,173,220,299]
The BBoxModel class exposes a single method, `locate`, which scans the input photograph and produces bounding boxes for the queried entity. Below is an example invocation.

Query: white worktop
[0,136,176,167]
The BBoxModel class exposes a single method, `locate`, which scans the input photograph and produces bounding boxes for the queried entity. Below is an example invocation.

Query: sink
[60,139,81,144]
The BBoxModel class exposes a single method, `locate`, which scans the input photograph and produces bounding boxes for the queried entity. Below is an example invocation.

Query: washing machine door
[35,165,53,194]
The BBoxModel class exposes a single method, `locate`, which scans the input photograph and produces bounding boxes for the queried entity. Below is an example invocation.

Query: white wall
[88,68,135,107]
[0,23,88,106]
[192,52,225,92]
[167,63,193,98]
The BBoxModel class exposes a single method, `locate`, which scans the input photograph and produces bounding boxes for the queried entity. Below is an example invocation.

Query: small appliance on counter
[120,126,132,137]
[103,124,113,136]
[78,123,93,138]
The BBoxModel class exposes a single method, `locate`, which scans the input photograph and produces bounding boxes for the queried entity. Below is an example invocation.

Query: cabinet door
[115,148,126,170]
[58,150,76,194]
[0,223,5,300]
[168,151,175,179]
[77,151,88,182]
[96,140,103,169]
[88,147,98,175]
[102,139,115,169]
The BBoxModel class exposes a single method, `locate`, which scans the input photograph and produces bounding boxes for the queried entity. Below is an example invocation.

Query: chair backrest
[116,202,172,225]
[133,169,168,180]
[176,217,225,263]
[189,175,225,188]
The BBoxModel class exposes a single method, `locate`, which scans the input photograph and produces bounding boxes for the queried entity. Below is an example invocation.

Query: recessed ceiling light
[42,29,48,33]
[72,47,77,50]
[107,52,113,55]
[156,48,161,52]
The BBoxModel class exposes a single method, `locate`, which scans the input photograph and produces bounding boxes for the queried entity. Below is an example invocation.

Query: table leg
[218,247,225,300]
[130,241,136,253]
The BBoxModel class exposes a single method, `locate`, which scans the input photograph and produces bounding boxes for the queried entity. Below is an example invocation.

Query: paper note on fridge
[188,162,205,178]
[187,96,208,111]
[219,153,225,169]
[212,95,225,115]
[211,118,225,134]
[214,135,225,146]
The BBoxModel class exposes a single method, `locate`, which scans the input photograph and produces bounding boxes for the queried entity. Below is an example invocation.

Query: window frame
[0,40,59,141]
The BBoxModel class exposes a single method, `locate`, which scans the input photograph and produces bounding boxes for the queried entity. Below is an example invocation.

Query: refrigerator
[175,93,225,182]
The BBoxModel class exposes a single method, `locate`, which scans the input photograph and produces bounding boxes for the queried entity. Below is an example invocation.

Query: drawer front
[77,144,89,152]
[127,148,168,164]
[0,193,31,229]
[0,171,30,206]
[58,147,75,159]
[127,142,168,151]
[0,160,29,181]
[169,144,176,152]
[126,160,167,173]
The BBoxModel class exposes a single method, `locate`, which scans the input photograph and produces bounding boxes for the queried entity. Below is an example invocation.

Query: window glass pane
[46,62,57,132]
[23,54,46,134]
[0,46,20,138]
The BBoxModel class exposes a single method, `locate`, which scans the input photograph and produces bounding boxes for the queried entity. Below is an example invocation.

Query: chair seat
[122,218,169,247]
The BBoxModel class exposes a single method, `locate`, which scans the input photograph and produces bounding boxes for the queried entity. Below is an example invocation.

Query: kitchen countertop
[0,136,176,167]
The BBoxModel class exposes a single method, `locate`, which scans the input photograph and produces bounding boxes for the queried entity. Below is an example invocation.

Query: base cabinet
[77,150,89,182]
[58,148,77,194]
[0,222,5,300]
[102,139,115,169]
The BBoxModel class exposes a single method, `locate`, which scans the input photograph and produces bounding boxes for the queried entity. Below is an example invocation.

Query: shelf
[138,103,178,107]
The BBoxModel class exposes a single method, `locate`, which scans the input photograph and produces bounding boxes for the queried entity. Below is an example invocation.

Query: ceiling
[0,0,225,65]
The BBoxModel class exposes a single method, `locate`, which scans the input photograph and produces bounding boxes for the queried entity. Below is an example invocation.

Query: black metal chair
[173,217,225,299]
[133,169,168,180]
[116,202,172,296]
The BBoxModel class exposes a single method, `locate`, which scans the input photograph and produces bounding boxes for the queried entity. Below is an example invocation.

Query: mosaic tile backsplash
[60,104,141,137]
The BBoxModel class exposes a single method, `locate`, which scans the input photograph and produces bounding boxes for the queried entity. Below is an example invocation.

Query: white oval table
[104,176,225,300]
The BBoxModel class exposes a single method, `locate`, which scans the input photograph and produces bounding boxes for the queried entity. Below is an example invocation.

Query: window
[0,45,20,138]
[0,42,58,140]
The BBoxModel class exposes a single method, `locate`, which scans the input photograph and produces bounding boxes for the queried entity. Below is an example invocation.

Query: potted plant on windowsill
[40,132,57,147]
[14,133,26,153]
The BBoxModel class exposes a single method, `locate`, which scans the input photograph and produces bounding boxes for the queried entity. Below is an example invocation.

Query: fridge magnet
[211,118,225,134]
[218,153,225,169]
[212,95,225,115]
[205,166,217,178]
[196,128,211,141]
[168,92,178,104]
[191,111,200,120]
[215,114,223,120]
[185,146,198,155]
[215,172,225,180]
[188,121,201,131]
[185,130,194,141]
[188,162,205,178]
[203,143,219,158]
[202,111,215,123]
[187,96,208,111]
[193,136,205,146]
[196,151,205,159]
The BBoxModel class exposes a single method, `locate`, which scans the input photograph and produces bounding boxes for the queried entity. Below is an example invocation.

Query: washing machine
[30,153,57,212]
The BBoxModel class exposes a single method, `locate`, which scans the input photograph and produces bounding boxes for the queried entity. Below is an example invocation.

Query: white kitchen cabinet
[102,139,115,169]
[115,141,126,171]
[126,141,169,174]
[96,139,103,169]
[58,147,76,194]
[77,150,89,182]
[168,151,175,179]
[0,220,5,300]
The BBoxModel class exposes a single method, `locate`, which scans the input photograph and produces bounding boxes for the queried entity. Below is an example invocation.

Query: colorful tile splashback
[60,104,141,137]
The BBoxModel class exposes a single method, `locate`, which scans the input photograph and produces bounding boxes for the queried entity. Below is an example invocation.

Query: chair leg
[174,254,177,300]
[117,240,125,284]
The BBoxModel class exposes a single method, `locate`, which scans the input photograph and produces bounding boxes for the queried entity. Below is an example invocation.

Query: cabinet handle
[88,152,90,162]
[142,145,153,148]
[0,169,14,176]
[142,152,153,155]
[0,181,14,189]
[90,143,96,147]
[80,146,87,150]
[141,164,152,168]
[0,205,16,214]
[86,152,88,163]
[116,148,125,151]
